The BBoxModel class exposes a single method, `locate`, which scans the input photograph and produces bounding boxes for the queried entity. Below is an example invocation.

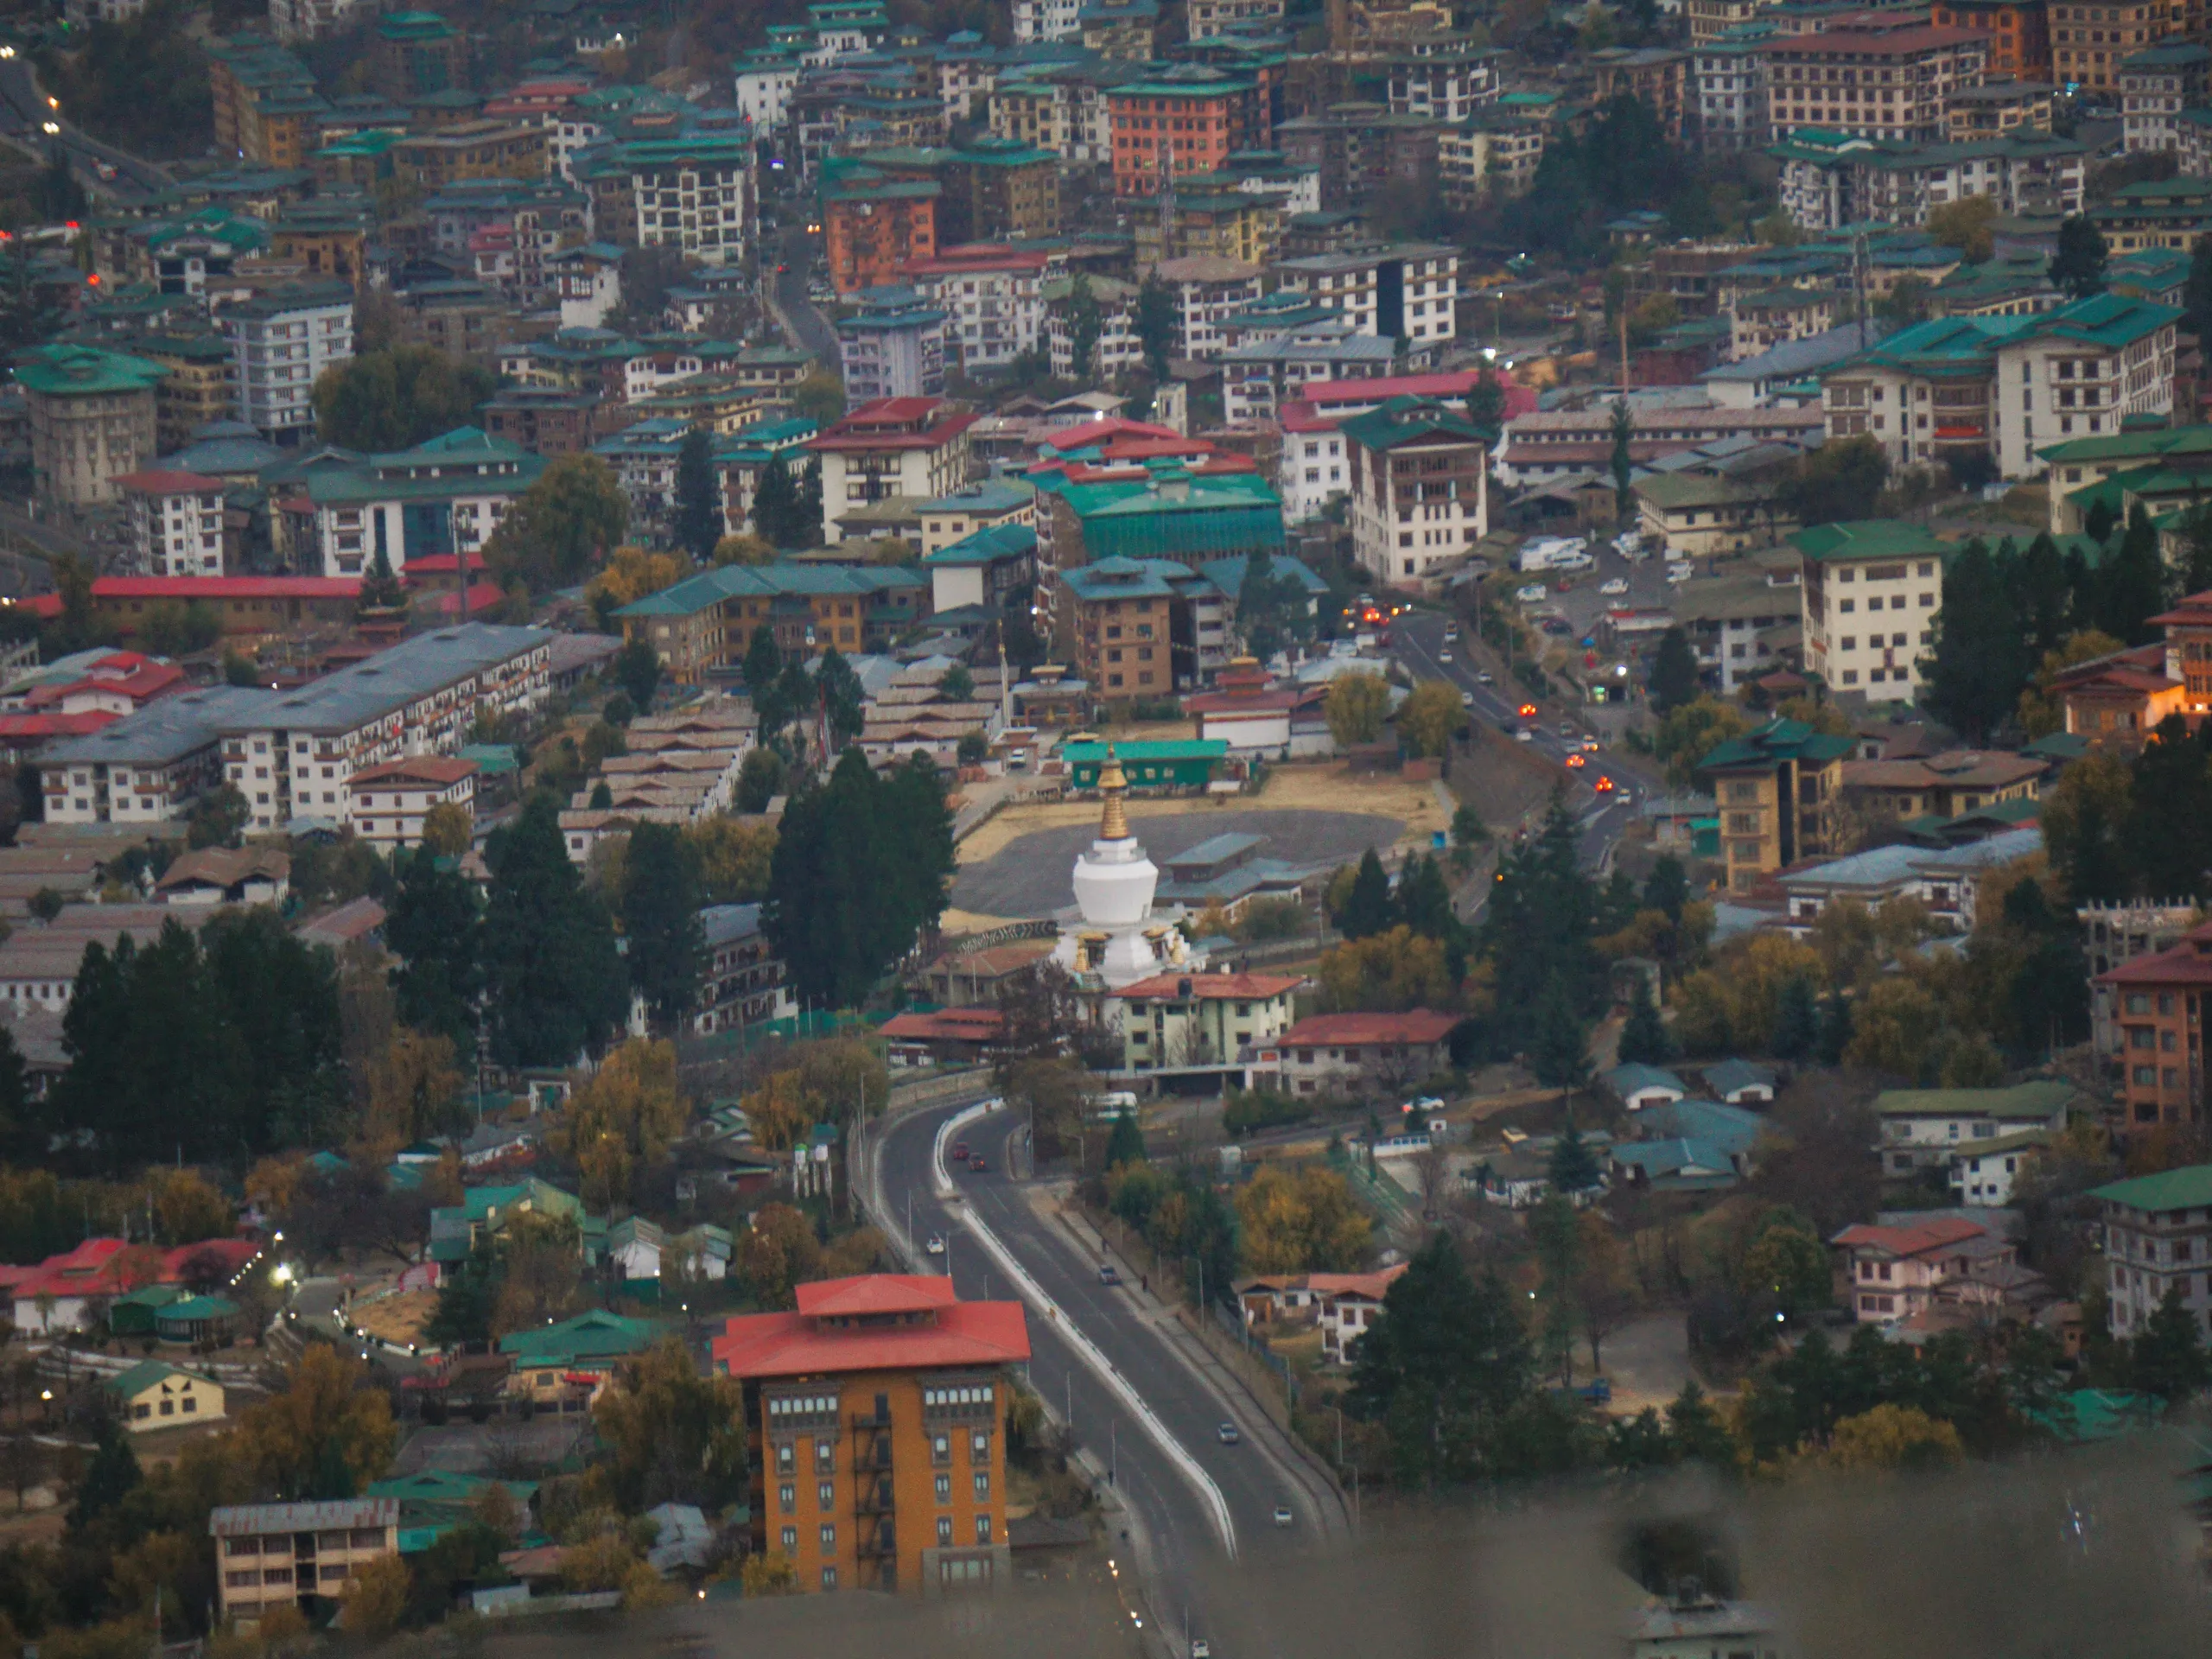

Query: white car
[1666,563,1693,584]
[1515,583,1548,603]
[925,1234,945,1255]
[1515,728,1534,743]
[1600,578,1628,596]
[1438,648,1452,662]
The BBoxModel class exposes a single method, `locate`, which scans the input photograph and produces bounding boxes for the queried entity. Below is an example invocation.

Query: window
[974,1471,991,1500]
[819,1524,836,1549]
[975,1515,993,1544]
[972,1429,990,1460]
[779,1483,796,1511]
[816,1442,836,1474]
[822,1567,837,1590]
[780,1527,798,1551]
[818,1481,836,1509]
[776,1443,796,1474]
[936,1473,952,1503]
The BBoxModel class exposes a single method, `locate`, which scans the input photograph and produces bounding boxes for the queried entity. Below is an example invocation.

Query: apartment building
[715,1275,1030,1593]
[1107,65,1266,197]
[1271,244,1460,350]
[575,132,755,269]
[696,902,796,1033]
[1695,715,1854,890]
[2095,922,2212,1134]
[805,397,976,543]
[40,686,275,828]
[1188,0,1284,36]
[616,563,929,682]
[112,470,227,577]
[901,244,1048,371]
[1437,117,1548,207]
[306,428,545,578]
[217,624,551,833]
[343,754,477,851]
[1592,47,1690,140]
[1795,518,1947,704]
[1151,257,1265,361]
[822,167,940,296]
[1060,556,1188,699]
[1386,41,1500,123]
[838,289,949,403]
[207,35,323,168]
[17,345,164,510]
[391,122,549,191]
[219,281,354,442]
[1929,0,2052,80]
[1341,396,1490,588]
[2121,43,2211,152]
[1106,971,1306,1071]
[1276,106,1443,211]
[2094,1166,2212,1338]
[1255,1010,1460,1096]
[1046,273,1144,379]
[1772,128,2083,234]
[212,1498,400,1626]
[2050,0,2177,92]
[1759,26,1989,144]
[1832,1217,2014,1323]
[1694,33,1771,152]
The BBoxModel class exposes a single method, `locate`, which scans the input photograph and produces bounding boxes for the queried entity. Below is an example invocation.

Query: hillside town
[0,0,2201,1652]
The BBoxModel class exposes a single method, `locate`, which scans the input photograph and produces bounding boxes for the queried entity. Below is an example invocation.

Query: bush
[1223,1087,1310,1137]
[1128,698,1184,721]
[1235,895,1310,942]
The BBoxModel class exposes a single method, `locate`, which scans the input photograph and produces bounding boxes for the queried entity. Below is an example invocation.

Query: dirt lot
[350,1288,439,1348]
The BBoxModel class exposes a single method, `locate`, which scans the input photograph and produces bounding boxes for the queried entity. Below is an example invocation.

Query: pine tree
[796,456,823,544]
[817,647,866,747]
[1531,974,1592,1094]
[2132,1284,2211,1404]
[357,543,406,616]
[744,624,785,735]
[1815,988,1854,1066]
[1105,1107,1146,1169]
[1066,272,1101,380]
[1642,855,1688,922]
[1609,397,1635,522]
[1547,1122,1601,1193]
[2049,213,2109,302]
[673,425,721,558]
[1649,626,1699,712]
[1617,981,1675,1065]
[2099,503,2168,645]
[481,797,628,1066]
[753,453,802,547]
[621,821,706,1027]
[1923,537,2026,743]
[385,845,482,1050]
[1339,849,1395,939]
[1771,976,1820,1061]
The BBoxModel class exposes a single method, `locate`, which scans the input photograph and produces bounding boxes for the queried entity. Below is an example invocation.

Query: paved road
[873,1100,1344,1655]
[1388,610,1637,880]
[0,54,172,206]
[951,808,1405,919]
[771,219,836,363]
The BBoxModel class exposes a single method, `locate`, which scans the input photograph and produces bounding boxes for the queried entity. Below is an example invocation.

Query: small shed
[1604,1062,1688,1113]
[155,1294,240,1343]
[105,1360,225,1433]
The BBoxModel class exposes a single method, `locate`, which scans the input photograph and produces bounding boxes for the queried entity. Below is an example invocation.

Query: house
[156,1294,241,1342]
[155,845,292,906]
[1700,1058,1776,1104]
[695,902,795,1034]
[1105,970,1305,1074]
[879,1007,1007,1067]
[713,1274,1031,1593]
[210,1497,401,1625]
[1831,1216,2016,1322]
[2094,1164,2212,1339]
[1610,1097,1764,1192]
[1777,828,2044,934]
[1316,1264,1408,1363]
[344,754,478,851]
[804,397,977,544]
[1258,1010,1460,1096]
[3,1237,141,1332]
[498,1309,673,1409]
[1948,1127,2053,1205]
[1793,518,1948,705]
[1604,1062,1689,1112]
[106,1360,226,1433]
[610,1217,665,1281]
[1874,1078,2078,1177]
[1340,396,1490,590]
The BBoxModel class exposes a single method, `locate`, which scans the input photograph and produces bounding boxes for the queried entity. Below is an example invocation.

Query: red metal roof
[878,1007,1006,1040]
[92,576,361,600]
[347,754,479,787]
[1830,1217,1988,1258]
[1276,1010,1461,1046]
[2098,925,2212,985]
[0,710,118,742]
[110,469,226,496]
[715,1289,1030,1380]
[798,1274,957,1318]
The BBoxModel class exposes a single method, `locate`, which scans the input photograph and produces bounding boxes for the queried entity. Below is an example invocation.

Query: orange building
[2096,919,2212,1134]
[714,1275,1030,1594]
[1109,66,1265,197]
[822,169,941,296]
[1929,0,2053,81]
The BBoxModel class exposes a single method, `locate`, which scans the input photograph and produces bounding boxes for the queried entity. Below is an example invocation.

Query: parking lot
[1505,533,1682,643]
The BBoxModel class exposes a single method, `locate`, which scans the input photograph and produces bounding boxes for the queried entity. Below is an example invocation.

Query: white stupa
[1051,745,1205,988]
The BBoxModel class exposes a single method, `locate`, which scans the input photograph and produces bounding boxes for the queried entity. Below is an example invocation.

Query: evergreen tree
[1105,1106,1146,1169]
[1395,853,1457,942]
[1923,537,2026,742]
[1815,988,1854,1066]
[613,638,660,710]
[2083,495,2118,547]
[743,624,785,736]
[1483,790,1602,1038]
[356,543,406,615]
[1609,397,1635,522]
[385,845,483,1050]
[2132,1284,2211,1403]
[2123,715,2212,899]
[817,646,867,747]
[1548,1121,1601,1193]
[753,453,804,548]
[1135,275,1176,381]
[2014,531,2074,660]
[1531,974,1592,1094]
[481,797,628,1066]
[70,1419,141,1529]
[1066,272,1102,380]
[673,425,721,558]
[2049,213,2109,302]
[1642,855,1688,922]
[1664,1379,1734,1465]
[1649,626,1700,712]
[2099,503,2168,645]
[1339,848,1395,940]
[1617,981,1676,1065]
[797,457,823,543]
[621,821,706,1027]
[1771,975,1820,1061]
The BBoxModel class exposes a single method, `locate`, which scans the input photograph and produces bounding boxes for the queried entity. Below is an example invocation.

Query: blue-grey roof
[1605,1062,1687,1098]
[923,523,1036,567]
[1701,1058,1777,1096]
[1784,827,2044,891]
[41,684,277,766]
[213,625,550,739]
[919,477,1036,515]
[701,902,763,946]
[1640,1097,1763,1152]
[1700,321,1891,385]
[1198,553,1327,600]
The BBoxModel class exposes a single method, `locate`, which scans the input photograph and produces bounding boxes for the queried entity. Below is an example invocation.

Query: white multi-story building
[218,281,354,442]
[735,51,802,130]
[1386,46,1500,124]
[113,469,227,576]
[344,754,479,851]
[1795,519,1946,704]
[2120,42,2210,154]
[1271,244,1461,351]
[1046,274,1144,379]
[1154,256,1264,362]
[1341,397,1491,588]
[1012,0,1082,41]
[1694,36,1768,152]
[306,429,544,579]
[837,288,949,403]
[2096,1164,2212,1338]
[218,625,551,834]
[902,245,1049,370]
[1222,322,1396,424]
[577,132,756,270]
[1186,0,1283,38]
[266,0,363,39]
[39,686,274,827]
[804,397,977,543]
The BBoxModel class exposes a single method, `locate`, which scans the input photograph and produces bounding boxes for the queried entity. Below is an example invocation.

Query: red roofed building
[2095,918,2212,1134]
[20,652,188,716]
[1260,1009,1462,1096]
[714,1274,1031,1594]
[1106,969,1306,1074]
[878,1007,1006,1067]
[4,1237,143,1333]
[75,575,363,641]
[344,753,478,851]
[805,398,978,546]
[0,710,120,761]
[112,469,229,577]
[1277,370,1530,524]
[1831,1217,2013,1322]
[2051,641,2186,752]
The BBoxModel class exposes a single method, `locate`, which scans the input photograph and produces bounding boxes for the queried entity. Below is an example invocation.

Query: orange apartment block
[1109,66,1265,197]
[2049,0,2177,91]
[1929,0,2054,80]
[823,173,941,297]
[715,1275,1031,1595]
[2097,920,2212,1134]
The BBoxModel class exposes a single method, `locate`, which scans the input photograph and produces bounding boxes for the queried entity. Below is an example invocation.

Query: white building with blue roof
[1777,826,2043,934]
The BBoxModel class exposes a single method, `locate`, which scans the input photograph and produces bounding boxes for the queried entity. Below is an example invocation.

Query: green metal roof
[1338,396,1486,453]
[497,1309,671,1363]
[1064,741,1228,761]
[1872,1078,2078,1119]
[14,344,168,397]
[1789,520,1948,563]
[1697,716,1858,775]
[106,1359,213,1397]
[2091,1163,2212,1213]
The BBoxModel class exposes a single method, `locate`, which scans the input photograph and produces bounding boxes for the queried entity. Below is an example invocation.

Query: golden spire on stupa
[1097,743,1131,841]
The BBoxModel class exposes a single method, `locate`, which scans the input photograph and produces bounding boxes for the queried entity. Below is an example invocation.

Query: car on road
[1098,1263,1119,1285]
[1476,670,1494,684]
[1273,1505,1294,1527]
[969,1155,989,1173]
[1515,728,1533,742]
[925,1234,945,1255]
[1460,690,1475,708]
[1583,735,1600,752]
[1192,1643,1211,1659]
[1600,578,1628,595]
[1443,622,1459,639]
[1437,648,1452,662]
[1217,1421,1240,1445]
[1593,775,1615,793]
[1559,722,1578,737]
[1564,753,1585,768]
[93,161,115,181]
[1667,562,1693,583]
[952,1141,968,1160]
[1515,583,1547,603]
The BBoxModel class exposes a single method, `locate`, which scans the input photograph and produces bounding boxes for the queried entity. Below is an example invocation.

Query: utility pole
[1618,305,1630,397]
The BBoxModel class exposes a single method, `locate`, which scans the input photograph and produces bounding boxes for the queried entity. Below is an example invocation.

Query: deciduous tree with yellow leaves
[559,1039,690,1209]
[231,1345,396,1498]
[1234,1164,1372,1273]
[1318,925,1455,1013]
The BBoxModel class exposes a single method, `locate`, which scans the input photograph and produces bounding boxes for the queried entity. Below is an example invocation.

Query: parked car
[1273,1505,1294,1527]
[1098,1263,1120,1285]
[925,1234,945,1255]
[1666,563,1693,584]
[1600,578,1628,595]
[1217,1421,1240,1445]
[1515,583,1548,603]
